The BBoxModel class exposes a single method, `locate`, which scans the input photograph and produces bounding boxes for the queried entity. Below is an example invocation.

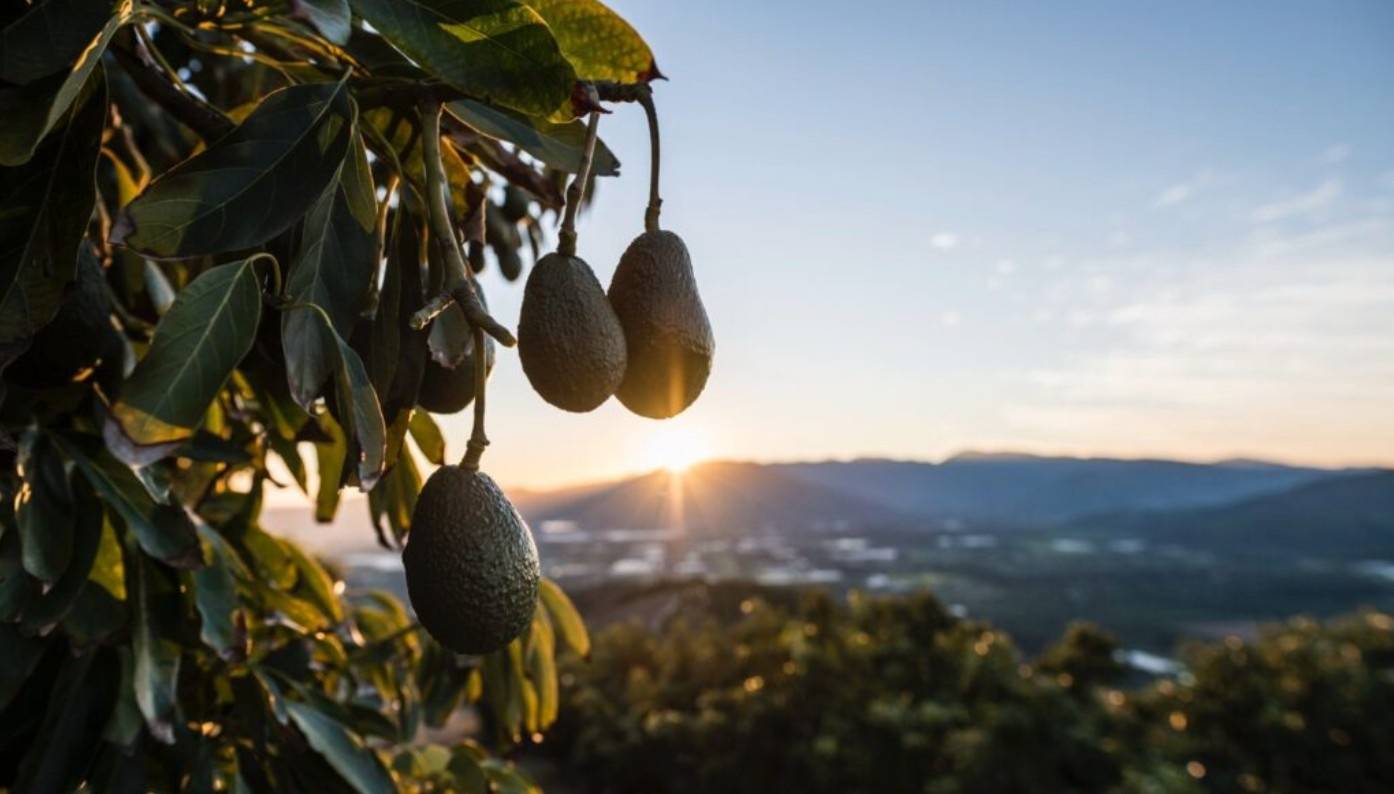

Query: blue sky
[451,0,1394,488]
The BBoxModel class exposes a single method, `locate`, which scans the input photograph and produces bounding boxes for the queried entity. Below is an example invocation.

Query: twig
[557,92,602,257]
[409,102,516,347]
[461,324,489,471]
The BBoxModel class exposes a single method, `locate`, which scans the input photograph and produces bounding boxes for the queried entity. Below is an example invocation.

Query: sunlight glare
[643,424,709,473]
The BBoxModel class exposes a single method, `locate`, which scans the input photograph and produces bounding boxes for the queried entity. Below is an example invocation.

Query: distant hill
[1069,471,1394,559]
[513,461,905,532]
[510,453,1363,532]
[779,454,1345,526]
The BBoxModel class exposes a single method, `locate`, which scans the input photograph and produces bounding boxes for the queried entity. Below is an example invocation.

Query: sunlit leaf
[285,699,396,794]
[285,541,345,624]
[111,257,263,451]
[314,412,348,522]
[539,577,589,658]
[522,0,658,84]
[111,81,354,258]
[0,70,104,345]
[349,0,577,118]
[447,98,619,175]
[408,410,446,464]
[0,1,126,166]
[283,132,378,407]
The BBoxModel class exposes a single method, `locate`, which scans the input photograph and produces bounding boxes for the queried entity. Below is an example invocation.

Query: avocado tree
[0,0,709,790]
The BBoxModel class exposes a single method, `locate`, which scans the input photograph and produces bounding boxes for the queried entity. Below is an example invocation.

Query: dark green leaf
[349,0,576,118]
[22,476,103,633]
[103,648,143,749]
[285,699,395,794]
[111,81,355,258]
[283,132,378,407]
[447,98,619,175]
[0,5,124,166]
[127,537,181,744]
[0,527,37,621]
[369,444,420,544]
[293,0,353,45]
[0,70,104,345]
[52,433,202,568]
[539,577,589,657]
[522,0,658,84]
[111,257,263,451]
[0,0,118,84]
[311,308,387,490]
[408,409,446,464]
[193,525,249,661]
[16,435,74,583]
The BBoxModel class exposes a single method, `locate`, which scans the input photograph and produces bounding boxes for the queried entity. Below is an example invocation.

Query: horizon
[418,0,1394,490]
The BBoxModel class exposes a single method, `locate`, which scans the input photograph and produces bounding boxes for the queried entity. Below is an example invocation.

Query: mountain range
[512,453,1376,532]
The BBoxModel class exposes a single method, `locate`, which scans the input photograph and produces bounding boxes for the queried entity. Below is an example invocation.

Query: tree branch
[111,37,234,143]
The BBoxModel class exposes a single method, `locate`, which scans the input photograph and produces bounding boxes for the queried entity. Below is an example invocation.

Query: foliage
[0,0,654,789]
[545,585,1394,794]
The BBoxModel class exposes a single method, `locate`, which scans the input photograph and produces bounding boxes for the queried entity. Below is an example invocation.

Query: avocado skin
[403,466,540,655]
[5,246,120,388]
[417,336,495,414]
[518,252,627,413]
[608,230,714,419]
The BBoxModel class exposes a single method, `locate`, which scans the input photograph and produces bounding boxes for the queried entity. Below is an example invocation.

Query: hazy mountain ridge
[514,454,1373,532]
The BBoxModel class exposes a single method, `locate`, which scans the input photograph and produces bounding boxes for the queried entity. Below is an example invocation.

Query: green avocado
[417,335,495,414]
[403,466,540,655]
[608,230,714,419]
[517,252,627,412]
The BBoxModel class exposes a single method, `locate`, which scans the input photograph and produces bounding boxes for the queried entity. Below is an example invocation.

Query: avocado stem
[461,323,489,471]
[414,101,516,347]
[558,91,603,257]
[638,88,662,232]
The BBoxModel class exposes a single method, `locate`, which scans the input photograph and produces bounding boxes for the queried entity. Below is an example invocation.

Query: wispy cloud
[930,232,959,250]
[1153,171,1214,208]
[1249,179,1342,223]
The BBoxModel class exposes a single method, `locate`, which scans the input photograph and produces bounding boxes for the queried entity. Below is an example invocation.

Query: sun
[642,425,709,474]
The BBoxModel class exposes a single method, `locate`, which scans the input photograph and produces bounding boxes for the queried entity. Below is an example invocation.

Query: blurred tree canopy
[546,587,1394,794]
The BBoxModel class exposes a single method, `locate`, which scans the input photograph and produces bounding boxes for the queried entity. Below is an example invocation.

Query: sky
[441,0,1394,490]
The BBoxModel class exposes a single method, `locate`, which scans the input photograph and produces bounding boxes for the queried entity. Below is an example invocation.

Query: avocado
[608,230,714,418]
[501,186,531,224]
[486,202,524,281]
[5,245,121,388]
[403,466,540,655]
[517,252,627,412]
[417,334,495,414]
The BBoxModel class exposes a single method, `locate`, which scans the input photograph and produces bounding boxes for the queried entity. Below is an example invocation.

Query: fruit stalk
[558,91,603,257]
[412,101,516,347]
[638,87,662,232]
[462,324,489,471]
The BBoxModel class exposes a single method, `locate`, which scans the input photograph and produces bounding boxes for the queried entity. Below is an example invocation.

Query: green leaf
[364,106,479,223]
[538,577,589,658]
[111,81,355,258]
[522,0,657,84]
[0,2,126,166]
[447,98,619,175]
[0,70,104,345]
[111,258,263,450]
[193,525,249,661]
[293,0,353,45]
[283,132,378,407]
[22,476,103,633]
[285,700,395,794]
[16,435,74,583]
[317,309,388,490]
[368,443,420,545]
[128,540,182,745]
[0,0,118,85]
[285,541,345,624]
[51,433,202,568]
[349,0,577,118]
[527,608,558,727]
[408,409,446,464]
[0,528,36,622]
